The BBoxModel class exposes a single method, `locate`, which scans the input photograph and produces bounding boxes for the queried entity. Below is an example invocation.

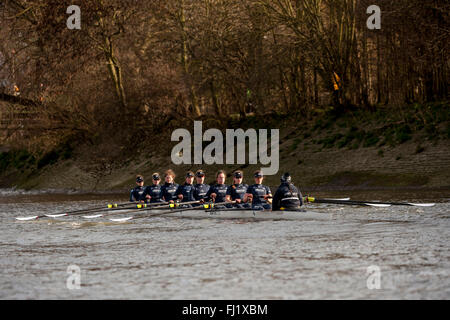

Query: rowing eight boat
[106,208,336,222]
[15,197,435,222]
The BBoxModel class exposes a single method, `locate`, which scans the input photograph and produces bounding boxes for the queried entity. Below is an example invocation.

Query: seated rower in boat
[243,170,272,210]
[193,169,210,206]
[272,172,303,211]
[144,173,164,204]
[130,175,147,202]
[161,169,179,203]
[206,170,229,208]
[226,170,250,208]
[176,171,196,207]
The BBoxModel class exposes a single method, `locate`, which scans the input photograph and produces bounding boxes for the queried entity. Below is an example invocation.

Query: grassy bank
[0,102,449,191]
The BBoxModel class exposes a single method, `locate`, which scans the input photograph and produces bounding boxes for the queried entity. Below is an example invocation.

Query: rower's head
[216,170,226,185]
[164,169,175,184]
[136,175,144,187]
[152,172,161,185]
[185,171,194,184]
[254,170,263,184]
[195,169,205,184]
[233,170,243,184]
[280,172,291,183]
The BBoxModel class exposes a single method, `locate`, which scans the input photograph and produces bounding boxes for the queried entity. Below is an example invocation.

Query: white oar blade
[325,197,350,201]
[365,203,391,207]
[16,216,39,221]
[407,203,435,207]
[44,213,68,218]
[82,214,104,219]
[109,217,133,222]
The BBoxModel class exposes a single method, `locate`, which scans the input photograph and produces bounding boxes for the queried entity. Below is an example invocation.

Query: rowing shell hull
[122,209,335,221]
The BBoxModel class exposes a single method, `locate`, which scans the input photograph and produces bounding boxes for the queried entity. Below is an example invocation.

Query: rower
[176,171,196,207]
[206,170,229,207]
[161,169,179,203]
[193,169,210,204]
[272,172,303,211]
[130,175,147,202]
[244,170,272,210]
[226,170,250,208]
[144,173,164,203]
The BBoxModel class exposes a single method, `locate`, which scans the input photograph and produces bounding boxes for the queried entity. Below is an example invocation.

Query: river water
[0,188,449,299]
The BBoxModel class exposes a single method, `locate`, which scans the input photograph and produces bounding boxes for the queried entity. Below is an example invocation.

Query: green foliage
[0,150,36,173]
[0,152,10,172]
[425,124,438,139]
[335,127,367,149]
[319,133,343,148]
[289,138,301,152]
[336,119,348,128]
[37,140,74,169]
[313,119,323,131]
[37,150,60,169]
[415,145,425,154]
[378,128,395,147]
[363,132,380,148]
[395,124,412,144]
[336,139,347,148]
[59,142,74,160]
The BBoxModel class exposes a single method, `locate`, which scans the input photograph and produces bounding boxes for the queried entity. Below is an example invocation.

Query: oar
[15,201,156,221]
[81,202,170,218]
[305,197,435,207]
[347,200,435,207]
[204,206,266,213]
[82,200,202,220]
[108,201,232,222]
[306,197,435,207]
[81,200,201,219]
[304,197,391,207]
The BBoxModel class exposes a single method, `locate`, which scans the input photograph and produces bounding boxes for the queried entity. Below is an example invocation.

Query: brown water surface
[0,188,448,299]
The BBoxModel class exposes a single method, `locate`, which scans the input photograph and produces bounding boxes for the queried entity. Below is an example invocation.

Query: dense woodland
[0,0,448,154]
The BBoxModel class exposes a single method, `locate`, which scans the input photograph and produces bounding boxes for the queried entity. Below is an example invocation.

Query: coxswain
[226,170,250,208]
[130,175,147,202]
[193,169,210,204]
[206,170,229,206]
[161,169,179,203]
[244,170,272,210]
[272,172,303,211]
[144,173,164,204]
[176,171,196,206]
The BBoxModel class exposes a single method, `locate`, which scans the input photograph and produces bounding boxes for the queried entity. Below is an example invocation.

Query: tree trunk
[98,13,127,110]
[179,0,201,117]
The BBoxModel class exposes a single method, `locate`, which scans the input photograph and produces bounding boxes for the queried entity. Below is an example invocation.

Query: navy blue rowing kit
[206,184,228,203]
[193,183,210,201]
[129,186,146,202]
[176,183,196,202]
[161,182,179,202]
[272,182,302,211]
[246,184,272,209]
[226,183,250,208]
[143,184,163,203]
[226,184,248,201]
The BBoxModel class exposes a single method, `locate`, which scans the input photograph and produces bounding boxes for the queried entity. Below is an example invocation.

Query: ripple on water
[0,193,449,299]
